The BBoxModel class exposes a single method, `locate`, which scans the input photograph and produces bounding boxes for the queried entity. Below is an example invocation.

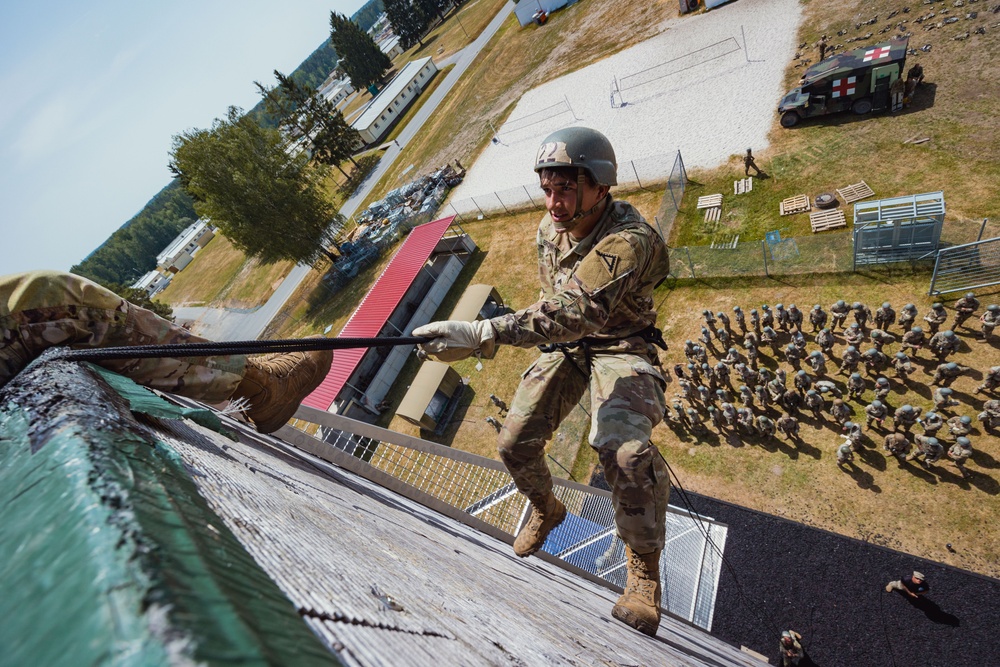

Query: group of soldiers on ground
[484,394,509,432]
[664,294,1000,480]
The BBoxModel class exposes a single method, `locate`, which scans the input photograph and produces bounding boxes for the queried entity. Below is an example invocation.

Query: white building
[156,219,216,274]
[351,57,438,145]
[318,77,355,107]
[378,35,405,60]
[131,270,172,298]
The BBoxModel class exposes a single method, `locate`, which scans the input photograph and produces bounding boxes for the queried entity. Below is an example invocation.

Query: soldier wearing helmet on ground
[414,127,670,637]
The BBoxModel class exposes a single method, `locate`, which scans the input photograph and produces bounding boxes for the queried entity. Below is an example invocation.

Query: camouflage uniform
[897,304,918,331]
[847,373,866,400]
[733,306,748,334]
[829,300,850,331]
[787,305,804,333]
[756,414,776,440]
[923,304,948,335]
[862,348,888,377]
[836,442,854,465]
[907,435,943,466]
[805,389,825,419]
[901,327,926,356]
[0,270,245,400]
[893,405,922,432]
[865,401,888,429]
[793,370,813,395]
[883,432,912,458]
[830,399,852,425]
[761,305,775,330]
[932,362,967,387]
[974,366,1000,394]
[948,438,973,478]
[918,411,945,436]
[761,326,780,356]
[946,415,972,438]
[777,414,800,439]
[749,309,762,336]
[807,350,827,375]
[853,302,872,331]
[892,352,913,380]
[493,199,670,554]
[775,304,790,332]
[979,305,1000,341]
[784,344,802,369]
[951,294,980,329]
[932,387,959,412]
[874,303,896,332]
[736,407,755,435]
[809,305,828,332]
[816,327,835,354]
[873,377,892,402]
[978,399,1000,431]
[928,330,959,361]
[844,323,865,347]
[869,329,896,352]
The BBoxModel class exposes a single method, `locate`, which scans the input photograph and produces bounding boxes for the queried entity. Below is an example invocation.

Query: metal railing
[279,406,728,631]
[930,234,1000,295]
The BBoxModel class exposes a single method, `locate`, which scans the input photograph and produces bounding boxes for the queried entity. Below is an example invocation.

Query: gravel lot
[451,0,803,200]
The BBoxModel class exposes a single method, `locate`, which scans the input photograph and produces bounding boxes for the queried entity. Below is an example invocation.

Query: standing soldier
[830,300,850,331]
[699,326,714,350]
[671,402,690,430]
[716,387,734,405]
[853,302,873,332]
[830,398,852,425]
[787,304,804,333]
[816,327,836,356]
[489,393,509,414]
[898,303,918,331]
[775,303,790,332]
[703,363,716,390]
[873,376,892,403]
[736,407,756,436]
[783,343,801,369]
[722,346,743,366]
[928,329,959,361]
[750,308,762,336]
[918,410,945,437]
[733,305,748,334]
[923,302,948,335]
[810,304,828,332]
[901,326,926,357]
[869,328,896,352]
[951,292,980,330]
[978,399,1000,432]
[974,366,1000,395]
[744,336,760,370]
[865,399,888,429]
[791,330,808,353]
[933,387,959,412]
[839,345,861,375]
[842,421,864,451]
[684,339,699,359]
[805,389,825,420]
[980,304,1000,342]
[698,385,714,405]
[807,350,827,375]
[777,414,801,440]
[716,327,731,348]
[716,310,732,335]
[862,347,888,377]
[932,361,968,387]
[715,362,734,391]
[782,389,803,415]
[836,441,855,467]
[767,377,785,404]
[948,437,973,478]
[414,127,671,635]
[687,363,702,386]
[744,148,762,177]
[755,383,772,409]
[847,372,866,400]
[721,402,738,429]
[708,405,726,431]
[688,408,708,436]
[703,310,717,331]
[946,415,973,439]
[739,385,755,409]
[907,435,944,468]
[793,369,813,395]
[844,323,865,347]
[893,404,922,432]
[673,363,686,381]
[883,432,912,459]
[892,351,914,381]
[734,362,755,385]
[756,414,776,441]
[761,304,775,330]
[874,302,896,331]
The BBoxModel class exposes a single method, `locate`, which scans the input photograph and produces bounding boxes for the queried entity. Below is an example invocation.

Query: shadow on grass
[843,461,881,492]
[901,590,960,627]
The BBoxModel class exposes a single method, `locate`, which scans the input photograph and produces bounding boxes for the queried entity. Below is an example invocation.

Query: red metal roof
[302,216,455,411]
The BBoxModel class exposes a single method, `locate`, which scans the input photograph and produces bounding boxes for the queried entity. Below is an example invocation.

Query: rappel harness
[537,323,668,380]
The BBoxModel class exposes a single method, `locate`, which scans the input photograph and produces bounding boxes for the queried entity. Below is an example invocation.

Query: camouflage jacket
[491,199,668,351]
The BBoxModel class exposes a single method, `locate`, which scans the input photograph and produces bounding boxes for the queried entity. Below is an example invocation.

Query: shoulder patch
[575,235,638,292]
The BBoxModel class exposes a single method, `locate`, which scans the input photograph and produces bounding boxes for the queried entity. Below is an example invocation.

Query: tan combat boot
[612,546,662,636]
[513,493,567,557]
[233,344,333,434]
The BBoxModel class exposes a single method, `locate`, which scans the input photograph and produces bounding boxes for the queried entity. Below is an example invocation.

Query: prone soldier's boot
[612,546,662,636]
[232,342,333,433]
[513,492,567,557]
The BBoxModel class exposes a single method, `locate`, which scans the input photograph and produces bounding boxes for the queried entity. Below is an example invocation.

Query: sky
[0,0,365,276]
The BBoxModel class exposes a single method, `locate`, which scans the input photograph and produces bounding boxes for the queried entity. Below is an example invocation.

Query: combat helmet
[957,437,971,448]
[960,416,971,425]
[946,362,958,370]
[535,127,617,185]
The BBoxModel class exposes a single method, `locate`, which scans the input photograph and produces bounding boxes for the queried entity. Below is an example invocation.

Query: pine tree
[384,0,427,49]
[329,12,392,91]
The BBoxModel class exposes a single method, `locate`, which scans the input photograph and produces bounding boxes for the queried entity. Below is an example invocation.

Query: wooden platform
[697,193,723,209]
[733,177,753,195]
[780,194,810,216]
[837,180,875,204]
[704,206,721,223]
[809,208,847,232]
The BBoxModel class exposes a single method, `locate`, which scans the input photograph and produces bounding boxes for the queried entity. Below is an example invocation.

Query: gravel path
[451,0,803,201]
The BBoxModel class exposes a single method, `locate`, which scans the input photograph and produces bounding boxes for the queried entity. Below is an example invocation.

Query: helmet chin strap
[559,169,608,231]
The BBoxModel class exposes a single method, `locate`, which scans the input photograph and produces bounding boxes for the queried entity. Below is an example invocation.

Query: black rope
[59,336,430,362]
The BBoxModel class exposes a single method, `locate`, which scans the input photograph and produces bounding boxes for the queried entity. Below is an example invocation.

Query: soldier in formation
[809,304,828,332]
[830,300,850,330]
[736,407,756,435]
[793,369,812,395]
[948,437,973,478]
[762,326,780,356]
[901,326,926,357]
[805,389,825,420]
[907,435,944,468]
[898,303,918,331]
[923,302,948,334]
[844,323,865,347]
[869,328,896,352]
[862,347,888,377]
[932,361,967,387]
[874,302,896,331]
[777,414,801,440]
[756,414,776,441]
[750,308,762,335]
[744,336,760,369]
[708,405,725,430]
[842,421,864,451]
[853,302,873,332]
[702,310,716,331]
[865,400,888,429]
[836,441,855,467]
[816,327,835,355]
[847,372,866,400]
[980,304,1000,342]
[787,304,804,332]
[716,310,732,334]
[933,387,959,412]
[873,377,892,403]
[784,343,802,369]
[892,351,914,381]
[918,411,945,437]
[951,292,980,330]
[807,350,827,375]
[733,305,747,334]
[839,346,861,375]
[775,303,790,332]
[979,400,1000,432]
[761,304,775,329]
[928,329,959,360]
[946,415,972,439]
[830,398,852,425]
[893,404,921,432]
[974,366,1000,394]
[883,432,912,459]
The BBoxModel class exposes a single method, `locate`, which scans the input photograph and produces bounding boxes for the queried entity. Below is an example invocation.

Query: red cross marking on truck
[863,46,892,62]
[831,76,857,98]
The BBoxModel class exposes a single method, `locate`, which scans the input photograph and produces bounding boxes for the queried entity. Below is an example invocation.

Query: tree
[416,0,449,25]
[256,71,363,178]
[329,11,392,91]
[384,0,427,49]
[169,107,343,266]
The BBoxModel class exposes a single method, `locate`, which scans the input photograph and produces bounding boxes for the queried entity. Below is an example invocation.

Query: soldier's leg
[589,355,669,556]
[1,270,245,400]
[886,580,905,592]
[497,352,588,506]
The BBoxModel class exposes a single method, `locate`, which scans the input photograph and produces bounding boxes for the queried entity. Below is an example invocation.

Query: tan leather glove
[412,320,497,362]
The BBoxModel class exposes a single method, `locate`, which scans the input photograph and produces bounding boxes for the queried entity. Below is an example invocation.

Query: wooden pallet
[780,194,810,216]
[810,209,846,232]
[837,181,875,204]
[733,177,753,195]
[697,194,723,209]
[704,206,721,223]
[711,233,739,249]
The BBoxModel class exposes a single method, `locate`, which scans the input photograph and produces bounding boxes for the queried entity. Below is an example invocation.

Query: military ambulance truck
[778,38,908,128]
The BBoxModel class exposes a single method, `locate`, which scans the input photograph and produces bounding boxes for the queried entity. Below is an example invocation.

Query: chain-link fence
[444,150,687,226]
[280,406,728,631]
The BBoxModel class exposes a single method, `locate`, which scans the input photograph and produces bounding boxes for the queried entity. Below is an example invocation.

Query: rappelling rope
[59,336,431,362]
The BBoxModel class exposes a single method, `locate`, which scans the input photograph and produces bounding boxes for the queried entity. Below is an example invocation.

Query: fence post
[979,217,989,241]
[741,25,749,63]
[523,185,537,208]
[472,197,486,219]
[685,247,695,279]
[761,240,769,277]
[631,161,643,190]
[495,193,509,214]
[928,251,942,295]
[851,229,857,272]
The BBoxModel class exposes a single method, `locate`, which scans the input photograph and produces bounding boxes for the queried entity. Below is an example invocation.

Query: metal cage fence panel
[285,407,726,629]
[930,236,1000,295]
[617,37,743,94]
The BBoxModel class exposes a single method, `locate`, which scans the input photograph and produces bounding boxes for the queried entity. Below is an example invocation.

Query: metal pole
[741,25,749,63]
[852,229,858,272]
[761,240,769,277]
[495,192,509,214]
[979,217,989,241]
[632,160,643,190]
[928,250,942,295]
[523,185,537,208]
[564,95,578,121]
[472,196,486,218]
[685,247,695,279]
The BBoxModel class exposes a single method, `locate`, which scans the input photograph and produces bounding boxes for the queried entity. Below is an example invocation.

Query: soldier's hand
[413,320,497,362]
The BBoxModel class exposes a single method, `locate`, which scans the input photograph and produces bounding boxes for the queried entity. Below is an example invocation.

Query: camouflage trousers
[497,349,669,555]
[0,271,245,401]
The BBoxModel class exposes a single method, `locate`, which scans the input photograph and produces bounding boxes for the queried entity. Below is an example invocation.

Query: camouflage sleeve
[490,231,645,348]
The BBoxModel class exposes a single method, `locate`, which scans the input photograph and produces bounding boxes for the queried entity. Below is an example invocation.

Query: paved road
[179,1,515,341]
